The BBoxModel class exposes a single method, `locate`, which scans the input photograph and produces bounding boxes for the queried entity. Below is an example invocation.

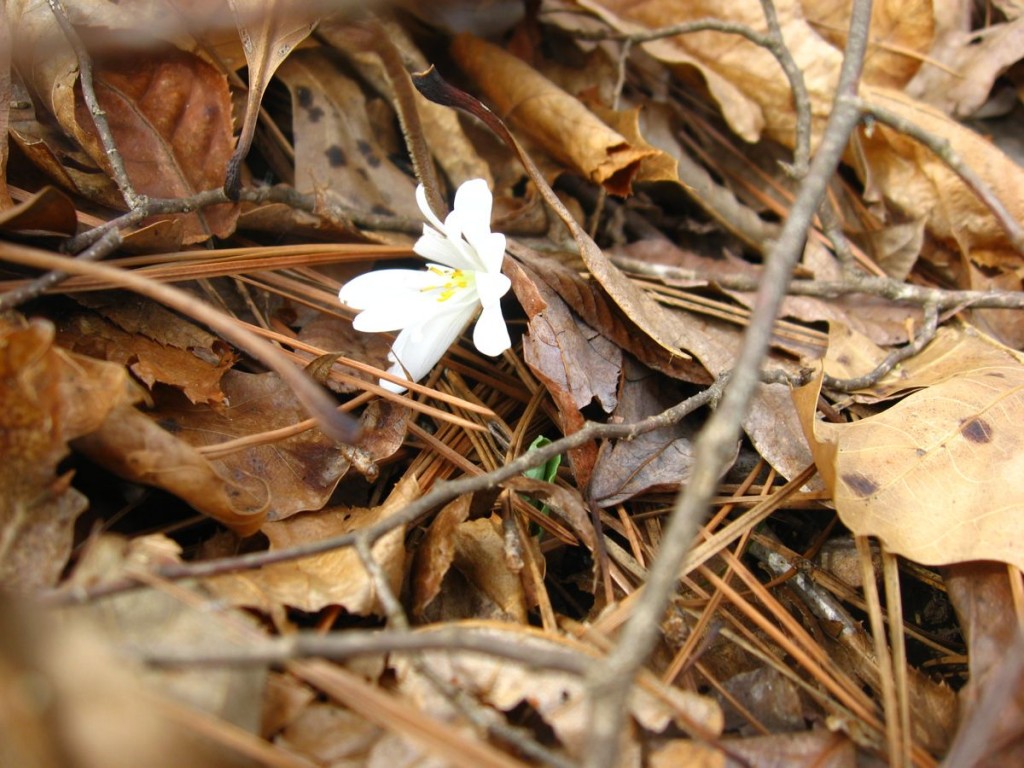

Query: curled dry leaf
[857,84,1024,252]
[206,475,418,617]
[0,316,131,590]
[0,185,78,237]
[451,33,655,195]
[795,325,1024,569]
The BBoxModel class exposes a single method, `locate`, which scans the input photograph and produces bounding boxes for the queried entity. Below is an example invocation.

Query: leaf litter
[2,0,1024,766]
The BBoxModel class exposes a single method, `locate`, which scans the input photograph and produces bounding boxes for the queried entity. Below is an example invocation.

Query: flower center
[425,265,472,303]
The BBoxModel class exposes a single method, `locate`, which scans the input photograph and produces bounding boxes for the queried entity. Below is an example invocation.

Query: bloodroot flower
[339,179,512,393]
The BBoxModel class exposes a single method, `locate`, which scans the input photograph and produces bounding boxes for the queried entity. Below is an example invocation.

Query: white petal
[415,184,445,233]
[386,302,477,387]
[453,179,493,231]
[474,270,511,306]
[472,299,511,356]
[468,231,507,274]
[338,269,434,309]
[352,296,436,332]
[413,228,476,271]
[454,179,503,272]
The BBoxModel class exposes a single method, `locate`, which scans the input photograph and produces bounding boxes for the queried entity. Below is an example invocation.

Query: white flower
[339,179,512,393]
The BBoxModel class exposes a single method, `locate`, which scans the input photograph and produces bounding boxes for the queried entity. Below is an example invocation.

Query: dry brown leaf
[68,48,237,241]
[0,595,249,768]
[507,255,620,487]
[805,0,934,89]
[452,33,655,195]
[590,359,701,507]
[412,497,527,623]
[411,495,471,620]
[277,49,421,220]
[857,84,1024,252]
[61,534,267,737]
[393,621,723,759]
[795,325,1024,568]
[963,248,1024,348]
[908,14,1024,117]
[275,702,381,764]
[319,17,495,189]
[58,311,235,406]
[149,369,391,523]
[207,475,417,616]
[0,316,132,590]
[571,0,767,142]
[224,0,320,194]
[579,0,841,147]
[11,0,234,233]
[0,186,77,236]
[719,731,857,767]
[74,402,270,535]
[649,740,725,768]
[943,563,1024,767]
[502,476,596,551]
[8,121,125,209]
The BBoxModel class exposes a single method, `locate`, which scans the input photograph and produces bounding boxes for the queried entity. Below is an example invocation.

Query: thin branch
[823,303,939,392]
[46,0,142,209]
[580,2,877,766]
[0,227,121,309]
[611,253,1024,310]
[857,98,1024,254]
[41,379,725,605]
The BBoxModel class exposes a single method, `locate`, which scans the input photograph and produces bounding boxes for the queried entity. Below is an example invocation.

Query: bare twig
[137,625,589,673]
[0,227,121,309]
[41,379,725,605]
[580,3,876,766]
[45,0,142,209]
[823,303,939,392]
[857,98,1024,254]
[611,253,1024,310]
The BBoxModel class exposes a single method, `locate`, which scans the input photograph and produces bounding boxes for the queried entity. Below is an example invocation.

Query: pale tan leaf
[795,325,1024,568]
[207,476,417,615]
[805,0,935,88]
[394,622,723,759]
[857,84,1024,252]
